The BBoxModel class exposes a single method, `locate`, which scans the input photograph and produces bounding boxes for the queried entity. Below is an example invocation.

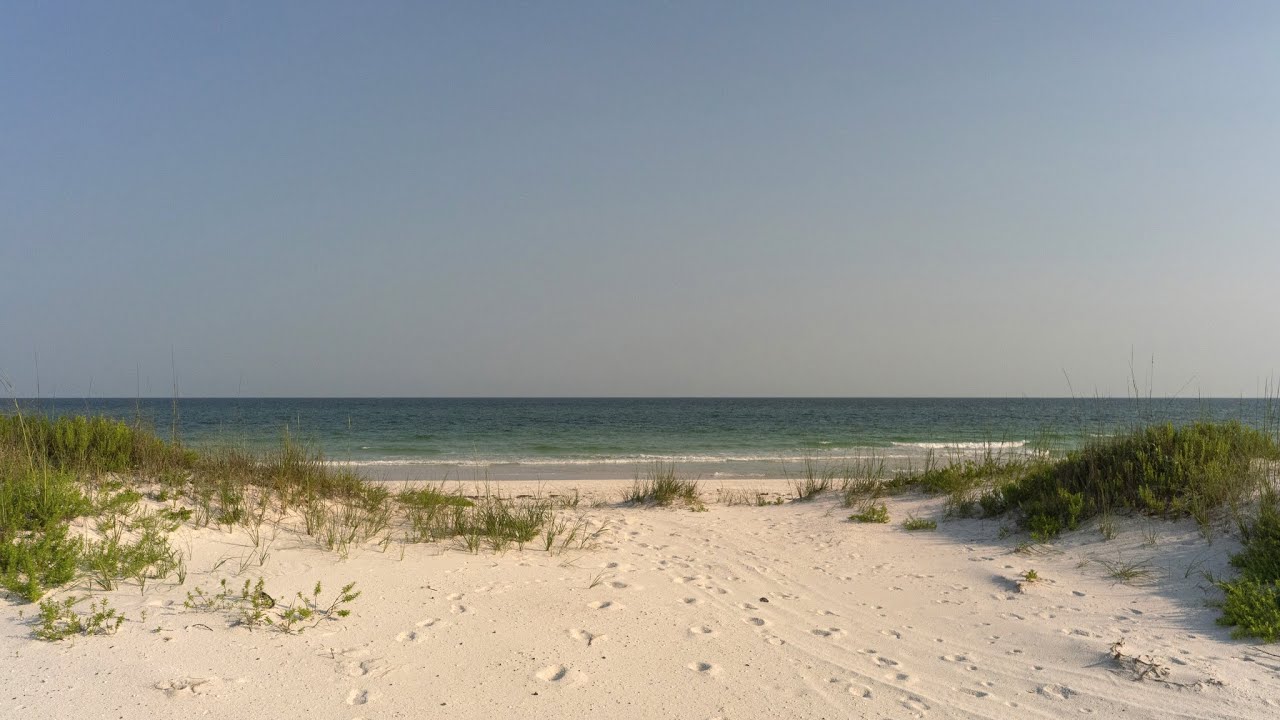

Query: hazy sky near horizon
[3,2,1279,398]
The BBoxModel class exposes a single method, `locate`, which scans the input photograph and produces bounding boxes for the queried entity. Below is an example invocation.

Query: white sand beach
[3,479,1276,720]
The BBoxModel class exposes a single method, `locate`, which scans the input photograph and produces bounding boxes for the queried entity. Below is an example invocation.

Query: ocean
[13,397,1274,481]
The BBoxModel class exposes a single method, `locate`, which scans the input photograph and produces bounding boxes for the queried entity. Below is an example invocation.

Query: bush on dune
[990,422,1277,539]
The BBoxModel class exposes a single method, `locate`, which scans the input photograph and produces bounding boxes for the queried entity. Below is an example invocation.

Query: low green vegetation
[33,595,125,641]
[0,461,89,600]
[624,462,701,506]
[1217,490,1280,641]
[788,459,837,501]
[184,577,360,633]
[6,406,1279,644]
[0,413,190,474]
[1,409,589,644]
[991,422,1277,540]
[849,503,889,523]
[902,515,937,531]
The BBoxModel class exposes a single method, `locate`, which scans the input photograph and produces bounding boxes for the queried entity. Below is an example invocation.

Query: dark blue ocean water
[13,397,1275,480]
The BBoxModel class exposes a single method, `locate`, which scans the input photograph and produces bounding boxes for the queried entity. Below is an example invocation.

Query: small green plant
[276,581,361,634]
[1022,569,1040,582]
[902,515,937,531]
[183,577,358,633]
[33,596,125,641]
[849,504,889,523]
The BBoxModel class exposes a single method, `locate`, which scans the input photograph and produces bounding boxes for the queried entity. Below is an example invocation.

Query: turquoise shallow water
[16,397,1275,480]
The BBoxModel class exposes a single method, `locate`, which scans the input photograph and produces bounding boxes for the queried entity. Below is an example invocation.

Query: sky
[2,2,1278,398]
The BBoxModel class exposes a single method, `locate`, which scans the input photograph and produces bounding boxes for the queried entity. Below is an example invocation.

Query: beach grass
[625,462,700,506]
[788,458,837,501]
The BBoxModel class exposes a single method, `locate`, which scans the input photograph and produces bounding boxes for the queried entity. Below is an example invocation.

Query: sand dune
[3,480,1276,719]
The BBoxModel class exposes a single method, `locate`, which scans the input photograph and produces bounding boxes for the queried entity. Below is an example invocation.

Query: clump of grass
[788,458,836,501]
[991,422,1277,540]
[1098,509,1117,540]
[902,515,937,531]
[625,463,700,506]
[849,503,889,523]
[716,488,757,506]
[1097,555,1156,585]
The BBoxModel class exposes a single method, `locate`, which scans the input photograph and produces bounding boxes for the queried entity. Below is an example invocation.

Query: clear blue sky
[3,2,1278,397]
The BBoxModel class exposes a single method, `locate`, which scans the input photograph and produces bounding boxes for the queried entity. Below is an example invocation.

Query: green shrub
[1218,580,1280,642]
[992,422,1276,538]
[1218,492,1280,641]
[849,504,889,523]
[0,413,186,473]
[0,462,91,601]
[902,515,937,531]
[33,596,125,641]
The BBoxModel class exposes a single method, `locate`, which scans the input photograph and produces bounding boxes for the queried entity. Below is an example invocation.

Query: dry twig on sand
[1108,639,1222,689]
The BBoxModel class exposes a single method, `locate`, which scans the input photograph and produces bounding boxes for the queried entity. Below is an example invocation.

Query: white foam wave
[328,452,914,468]
[890,441,1028,450]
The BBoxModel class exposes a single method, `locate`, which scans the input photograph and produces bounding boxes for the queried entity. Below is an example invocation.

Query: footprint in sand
[828,677,873,698]
[811,627,845,638]
[1037,684,1074,700]
[743,617,768,627]
[394,630,421,643]
[345,659,388,678]
[959,687,992,699]
[588,600,623,610]
[535,665,587,685]
[900,695,930,713]
[153,677,217,697]
[689,625,717,636]
[346,689,370,706]
[569,628,603,646]
[446,592,464,601]
[416,617,444,628]
[687,661,721,675]
[681,597,703,605]
[450,604,469,615]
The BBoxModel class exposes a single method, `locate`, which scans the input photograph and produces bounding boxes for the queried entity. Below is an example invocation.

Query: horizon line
[10,395,1275,402]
